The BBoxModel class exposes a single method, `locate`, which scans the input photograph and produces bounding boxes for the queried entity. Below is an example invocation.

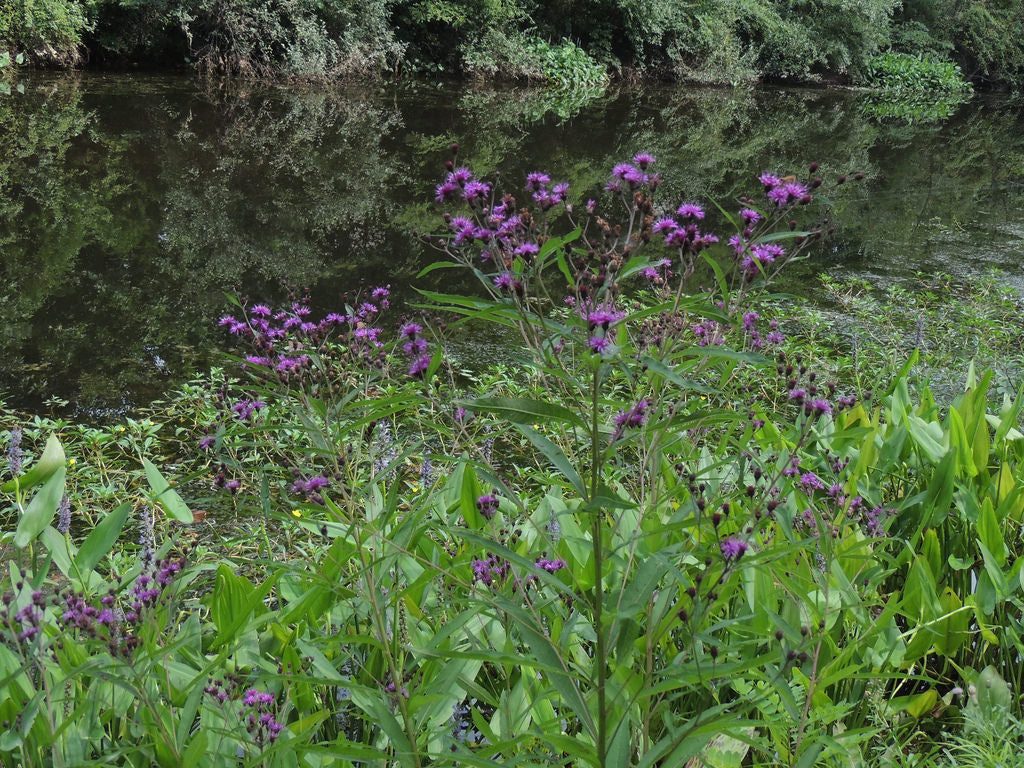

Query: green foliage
[525,36,607,87]
[0,0,89,65]
[864,51,972,92]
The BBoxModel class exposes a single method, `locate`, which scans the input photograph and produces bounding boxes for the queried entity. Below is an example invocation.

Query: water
[2,74,1023,418]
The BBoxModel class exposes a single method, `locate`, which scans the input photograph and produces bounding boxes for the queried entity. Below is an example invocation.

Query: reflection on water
[1,75,1023,417]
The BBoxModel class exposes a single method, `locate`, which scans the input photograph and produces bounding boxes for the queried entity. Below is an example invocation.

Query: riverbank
[2,0,1022,88]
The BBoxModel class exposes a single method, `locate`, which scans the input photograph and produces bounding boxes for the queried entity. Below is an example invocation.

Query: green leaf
[977,498,1007,567]
[515,424,586,497]
[75,503,132,574]
[14,464,66,548]
[416,260,464,278]
[457,397,586,428]
[142,458,194,523]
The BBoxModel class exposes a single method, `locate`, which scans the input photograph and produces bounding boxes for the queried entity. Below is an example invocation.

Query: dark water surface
[2,74,1023,418]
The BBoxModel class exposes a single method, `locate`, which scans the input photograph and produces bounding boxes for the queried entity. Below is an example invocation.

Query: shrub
[864,51,972,92]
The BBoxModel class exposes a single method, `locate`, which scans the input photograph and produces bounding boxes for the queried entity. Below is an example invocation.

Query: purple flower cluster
[759,173,811,208]
[613,399,650,439]
[218,289,391,381]
[12,592,45,641]
[535,557,567,573]
[437,166,493,207]
[243,688,285,746]
[291,474,330,503]
[476,493,499,520]
[605,154,660,193]
[471,555,510,587]
[525,172,569,210]
[399,321,432,378]
[653,207,719,255]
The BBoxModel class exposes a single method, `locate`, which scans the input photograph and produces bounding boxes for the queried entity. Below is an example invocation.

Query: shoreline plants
[2,149,1024,767]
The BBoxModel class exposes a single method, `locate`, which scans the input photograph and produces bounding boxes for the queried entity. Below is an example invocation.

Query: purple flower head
[652,217,678,235]
[305,476,330,492]
[436,180,460,202]
[676,202,705,220]
[476,493,499,519]
[401,322,423,339]
[471,555,510,587]
[199,435,216,451]
[586,199,596,213]
[740,208,762,224]
[612,163,637,180]
[494,272,514,291]
[409,355,431,378]
[514,242,540,257]
[759,173,782,190]
[450,166,473,185]
[742,312,759,332]
[232,398,266,420]
[604,179,622,193]
[587,309,619,330]
[614,399,650,432]
[249,304,272,318]
[806,399,832,417]
[589,335,611,353]
[720,537,748,562]
[463,180,491,202]
[633,152,656,169]
[551,182,569,202]
[535,557,567,573]
[729,234,745,256]
[498,215,523,235]
[799,472,826,492]
[525,172,550,192]
[403,338,428,356]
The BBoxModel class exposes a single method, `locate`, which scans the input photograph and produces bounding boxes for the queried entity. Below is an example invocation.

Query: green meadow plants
[2,148,1024,768]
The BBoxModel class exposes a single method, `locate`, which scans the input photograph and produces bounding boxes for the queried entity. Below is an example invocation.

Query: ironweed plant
[3,151,1024,768]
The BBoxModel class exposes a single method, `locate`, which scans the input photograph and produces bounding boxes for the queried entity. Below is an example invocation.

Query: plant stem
[590,367,607,768]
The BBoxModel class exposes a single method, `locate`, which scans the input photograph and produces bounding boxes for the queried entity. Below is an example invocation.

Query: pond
[2,74,1023,418]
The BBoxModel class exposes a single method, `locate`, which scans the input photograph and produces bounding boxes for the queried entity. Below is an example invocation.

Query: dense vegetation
[3,148,1024,765]
[1,0,1023,86]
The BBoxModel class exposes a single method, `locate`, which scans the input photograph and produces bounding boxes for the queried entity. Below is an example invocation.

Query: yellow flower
[291,510,302,518]
[68,458,77,465]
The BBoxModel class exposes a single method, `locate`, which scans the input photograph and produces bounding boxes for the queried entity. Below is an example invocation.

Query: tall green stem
[589,368,606,768]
